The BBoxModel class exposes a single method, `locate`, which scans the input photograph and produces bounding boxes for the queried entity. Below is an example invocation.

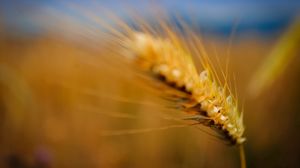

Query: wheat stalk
[129,31,247,167]
[99,13,247,167]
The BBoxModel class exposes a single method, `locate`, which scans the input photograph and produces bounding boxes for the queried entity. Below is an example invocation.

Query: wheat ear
[122,32,246,145]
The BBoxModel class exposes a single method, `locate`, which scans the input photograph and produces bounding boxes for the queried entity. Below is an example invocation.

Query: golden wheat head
[102,14,246,145]
[126,32,245,145]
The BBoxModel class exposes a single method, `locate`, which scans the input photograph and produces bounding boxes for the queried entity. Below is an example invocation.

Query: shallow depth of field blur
[1,1,300,168]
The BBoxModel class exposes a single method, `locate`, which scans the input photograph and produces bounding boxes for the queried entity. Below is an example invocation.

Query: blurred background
[0,0,300,168]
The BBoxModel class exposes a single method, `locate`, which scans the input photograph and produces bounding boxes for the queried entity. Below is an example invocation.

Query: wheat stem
[239,144,247,168]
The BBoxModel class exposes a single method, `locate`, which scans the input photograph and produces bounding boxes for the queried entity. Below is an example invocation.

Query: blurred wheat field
[1,32,298,167]
[1,1,300,168]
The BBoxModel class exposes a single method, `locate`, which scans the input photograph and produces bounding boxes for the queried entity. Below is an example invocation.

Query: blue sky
[1,0,300,36]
